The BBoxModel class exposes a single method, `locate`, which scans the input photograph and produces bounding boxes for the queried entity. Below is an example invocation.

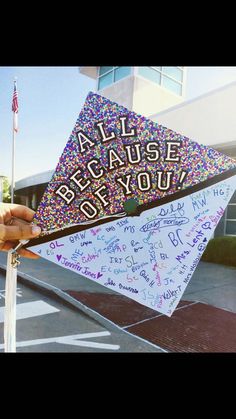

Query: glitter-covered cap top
[33,91,236,232]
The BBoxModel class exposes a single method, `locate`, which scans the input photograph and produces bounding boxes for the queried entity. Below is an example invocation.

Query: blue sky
[1,66,236,182]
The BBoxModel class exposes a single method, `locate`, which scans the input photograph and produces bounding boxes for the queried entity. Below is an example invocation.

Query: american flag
[12,80,18,132]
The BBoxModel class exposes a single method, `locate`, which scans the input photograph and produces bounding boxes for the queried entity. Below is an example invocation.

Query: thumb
[0,224,41,241]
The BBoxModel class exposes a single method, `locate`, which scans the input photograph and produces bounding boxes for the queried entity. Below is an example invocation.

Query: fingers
[0,241,40,259]
[0,224,41,241]
[0,241,17,252]
[18,248,40,259]
[0,204,41,260]
[7,204,36,222]
[0,240,40,259]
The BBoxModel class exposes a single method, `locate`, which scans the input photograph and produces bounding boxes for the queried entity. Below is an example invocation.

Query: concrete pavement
[183,260,236,313]
[0,270,162,352]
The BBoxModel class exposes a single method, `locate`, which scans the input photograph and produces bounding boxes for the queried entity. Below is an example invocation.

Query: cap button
[123,198,139,215]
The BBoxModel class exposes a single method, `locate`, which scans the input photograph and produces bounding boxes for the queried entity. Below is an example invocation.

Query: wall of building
[15,183,48,210]
[15,170,54,209]
[98,76,135,111]
[151,81,236,151]
[132,76,183,116]
[98,74,184,117]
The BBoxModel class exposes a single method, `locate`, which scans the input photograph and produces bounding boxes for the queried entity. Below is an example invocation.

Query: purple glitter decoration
[33,91,236,232]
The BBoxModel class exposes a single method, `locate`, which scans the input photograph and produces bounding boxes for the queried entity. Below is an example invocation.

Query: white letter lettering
[77,130,95,153]
[96,121,116,143]
[70,169,91,192]
[55,185,75,204]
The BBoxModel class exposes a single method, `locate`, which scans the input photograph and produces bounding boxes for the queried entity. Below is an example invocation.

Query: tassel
[4,250,20,352]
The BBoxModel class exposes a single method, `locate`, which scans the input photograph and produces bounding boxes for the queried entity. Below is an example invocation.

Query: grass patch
[202,236,236,267]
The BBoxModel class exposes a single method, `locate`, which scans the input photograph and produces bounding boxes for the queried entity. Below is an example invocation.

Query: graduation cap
[24,92,236,316]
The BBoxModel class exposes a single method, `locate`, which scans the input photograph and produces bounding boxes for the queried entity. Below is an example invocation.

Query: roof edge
[150,79,236,119]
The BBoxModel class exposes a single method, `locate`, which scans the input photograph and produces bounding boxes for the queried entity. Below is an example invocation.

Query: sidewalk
[0,252,236,351]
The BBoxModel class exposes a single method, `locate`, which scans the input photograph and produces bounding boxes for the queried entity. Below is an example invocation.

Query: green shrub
[202,236,236,267]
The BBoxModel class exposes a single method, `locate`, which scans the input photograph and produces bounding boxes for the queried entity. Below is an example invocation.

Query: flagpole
[4,78,18,352]
[11,118,15,204]
[11,77,17,203]
[4,251,17,352]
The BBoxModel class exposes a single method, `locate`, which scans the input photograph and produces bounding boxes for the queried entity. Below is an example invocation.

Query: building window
[227,205,236,219]
[138,67,161,85]
[114,66,131,82]
[138,66,184,96]
[98,71,113,90]
[162,75,182,95]
[99,66,113,76]
[98,66,131,90]
[162,66,183,82]
[225,190,236,235]
[225,220,236,235]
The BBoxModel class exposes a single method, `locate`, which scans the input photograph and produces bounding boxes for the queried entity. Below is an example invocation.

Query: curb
[0,262,165,352]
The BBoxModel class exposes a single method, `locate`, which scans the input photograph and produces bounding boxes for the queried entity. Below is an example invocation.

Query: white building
[15,67,236,236]
[79,66,186,116]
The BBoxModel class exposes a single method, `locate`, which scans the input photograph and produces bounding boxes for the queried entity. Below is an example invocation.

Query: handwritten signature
[140,216,189,232]
[157,202,185,217]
